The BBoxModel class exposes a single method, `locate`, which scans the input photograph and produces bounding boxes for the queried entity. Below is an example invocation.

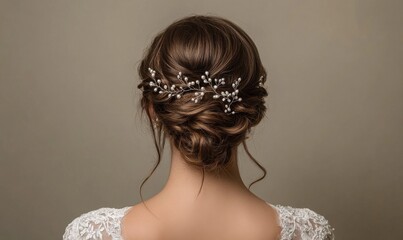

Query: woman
[63,15,335,240]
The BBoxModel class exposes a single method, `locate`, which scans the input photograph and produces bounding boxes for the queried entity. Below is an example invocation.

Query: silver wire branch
[147,67,263,115]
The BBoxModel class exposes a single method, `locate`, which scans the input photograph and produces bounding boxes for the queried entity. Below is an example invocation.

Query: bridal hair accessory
[146,67,265,114]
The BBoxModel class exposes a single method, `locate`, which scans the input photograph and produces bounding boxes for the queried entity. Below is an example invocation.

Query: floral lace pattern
[269,204,335,240]
[63,203,335,240]
[63,207,131,240]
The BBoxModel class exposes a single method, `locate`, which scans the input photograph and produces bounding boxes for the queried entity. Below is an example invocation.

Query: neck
[158,138,252,205]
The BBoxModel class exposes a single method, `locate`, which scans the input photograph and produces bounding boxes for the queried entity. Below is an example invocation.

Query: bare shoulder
[121,202,164,240]
[121,199,281,240]
[235,200,281,240]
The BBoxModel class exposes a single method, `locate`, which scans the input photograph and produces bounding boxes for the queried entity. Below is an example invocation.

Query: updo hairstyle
[137,15,269,202]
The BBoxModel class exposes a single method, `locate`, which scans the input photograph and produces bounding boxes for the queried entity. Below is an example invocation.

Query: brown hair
[136,14,269,207]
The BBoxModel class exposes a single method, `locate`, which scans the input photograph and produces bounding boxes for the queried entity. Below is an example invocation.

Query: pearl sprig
[147,67,264,114]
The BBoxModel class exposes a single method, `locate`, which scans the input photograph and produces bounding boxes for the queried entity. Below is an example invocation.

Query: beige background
[1,0,402,239]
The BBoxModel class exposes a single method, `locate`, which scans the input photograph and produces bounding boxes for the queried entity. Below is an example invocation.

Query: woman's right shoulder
[268,203,335,240]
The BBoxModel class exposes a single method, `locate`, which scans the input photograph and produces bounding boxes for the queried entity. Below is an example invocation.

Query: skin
[121,108,281,240]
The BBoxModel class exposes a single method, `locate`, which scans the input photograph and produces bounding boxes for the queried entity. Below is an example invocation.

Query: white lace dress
[63,202,335,240]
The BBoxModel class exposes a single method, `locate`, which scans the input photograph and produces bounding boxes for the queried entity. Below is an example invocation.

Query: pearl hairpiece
[146,67,264,114]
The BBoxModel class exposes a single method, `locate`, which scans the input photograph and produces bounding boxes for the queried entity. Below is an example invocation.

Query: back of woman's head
[137,14,268,174]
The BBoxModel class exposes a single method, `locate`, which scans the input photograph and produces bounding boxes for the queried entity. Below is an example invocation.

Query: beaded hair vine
[146,67,264,114]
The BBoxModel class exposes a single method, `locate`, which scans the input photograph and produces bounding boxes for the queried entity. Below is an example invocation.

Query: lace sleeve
[63,219,112,240]
[275,205,335,240]
[62,207,129,240]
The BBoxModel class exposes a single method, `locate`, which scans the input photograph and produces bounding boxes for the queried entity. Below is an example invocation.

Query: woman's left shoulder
[269,203,336,240]
[62,206,131,240]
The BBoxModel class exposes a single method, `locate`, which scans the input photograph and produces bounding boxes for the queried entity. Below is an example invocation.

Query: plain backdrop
[1,0,402,239]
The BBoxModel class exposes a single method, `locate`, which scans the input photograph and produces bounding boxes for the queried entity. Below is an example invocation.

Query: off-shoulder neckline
[119,202,282,240]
